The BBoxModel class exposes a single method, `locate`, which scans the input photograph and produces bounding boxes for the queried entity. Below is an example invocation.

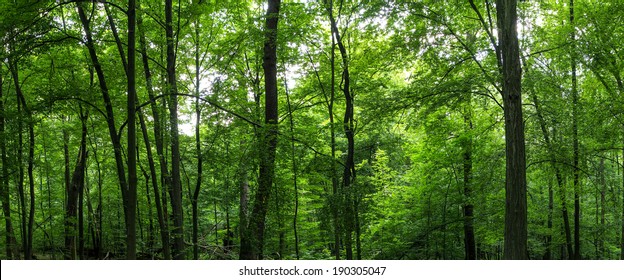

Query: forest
[0,0,623,260]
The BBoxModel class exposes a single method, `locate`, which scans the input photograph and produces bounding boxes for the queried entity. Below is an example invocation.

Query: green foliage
[0,0,622,260]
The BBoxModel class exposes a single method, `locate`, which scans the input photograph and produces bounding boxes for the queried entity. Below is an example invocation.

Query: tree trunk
[126,0,138,260]
[529,91,573,258]
[17,97,26,260]
[597,157,606,259]
[78,152,84,260]
[76,2,129,236]
[0,64,18,259]
[569,0,582,260]
[544,178,554,260]
[65,110,88,260]
[192,20,203,260]
[326,0,356,260]
[165,0,185,260]
[496,0,528,260]
[463,98,476,260]
[241,0,281,260]
[137,7,171,260]
[238,170,250,259]
[325,0,340,260]
[10,56,36,260]
[284,74,300,260]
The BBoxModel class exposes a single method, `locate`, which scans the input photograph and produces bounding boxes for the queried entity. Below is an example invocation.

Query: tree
[165,0,185,260]
[126,0,138,260]
[496,0,528,260]
[241,0,281,260]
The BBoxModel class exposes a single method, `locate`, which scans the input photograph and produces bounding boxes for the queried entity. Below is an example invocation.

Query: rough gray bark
[496,0,528,260]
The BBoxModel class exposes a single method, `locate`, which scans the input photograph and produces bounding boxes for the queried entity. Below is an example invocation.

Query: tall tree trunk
[88,121,104,259]
[10,56,35,260]
[76,2,129,236]
[326,0,356,260]
[0,64,18,259]
[496,0,527,260]
[165,0,185,260]
[544,178,554,260]
[17,96,26,260]
[330,9,341,262]
[529,91,573,258]
[284,73,300,260]
[463,97,476,260]
[238,169,250,259]
[569,0,581,260]
[65,110,88,259]
[241,0,281,260]
[78,153,84,260]
[137,7,171,260]
[62,127,72,259]
[126,0,138,260]
[192,20,203,260]
[598,157,606,259]
[42,130,54,259]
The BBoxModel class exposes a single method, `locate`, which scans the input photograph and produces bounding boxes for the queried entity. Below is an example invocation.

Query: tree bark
[496,0,528,260]
[65,110,88,260]
[192,19,203,260]
[598,157,606,259]
[529,91,573,258]
[0,63,18,259]
[10,56,35,260]
[569,0,581,260]
[284,72,300,260]
[241,0,281,260]
[238,170,250,259]
[76,2,129,235]
[327,0,340,260]
[126,0,138,260]
[463,98,476,260]
[326,0,356,260]
[165,0,185,259]
[137,7,171,260]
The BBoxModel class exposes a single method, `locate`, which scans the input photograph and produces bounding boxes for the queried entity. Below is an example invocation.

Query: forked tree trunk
[65,110,88,260]
[76,2,129,239]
